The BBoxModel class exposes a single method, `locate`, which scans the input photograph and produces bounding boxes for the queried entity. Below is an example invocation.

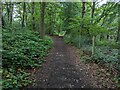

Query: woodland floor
[24,37,116,89]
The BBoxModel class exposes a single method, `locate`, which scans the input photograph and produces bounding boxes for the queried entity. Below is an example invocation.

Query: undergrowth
[64,35,120,87]
[2,30,53,90]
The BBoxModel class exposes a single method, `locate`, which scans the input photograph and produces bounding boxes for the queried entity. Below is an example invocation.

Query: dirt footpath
[25,37,116,89]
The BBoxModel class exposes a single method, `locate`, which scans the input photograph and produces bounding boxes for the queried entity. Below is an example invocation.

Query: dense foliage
[0,1,120,89]
[2,30,53,89]
[63,2,119,86]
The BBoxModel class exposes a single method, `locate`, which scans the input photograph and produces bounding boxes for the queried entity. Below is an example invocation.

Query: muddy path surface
[25,37,116,89]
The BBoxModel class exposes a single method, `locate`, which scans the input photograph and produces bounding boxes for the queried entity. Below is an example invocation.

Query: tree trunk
[91,2,95,55]
[6,2,13,30]
[32,2,35,30]
[2,14,5,28]
[25,3,28,28]
[6,2,10,23]
[1,3,5,28]
[117,3,120,77]
[91,2,95,19]
[82,1,85,18]
[92,36,95,55]
[0,1,2,75]
[40,2,46,38]
[9,3,14,26]
[80,1,86,47]
[49,15,52,35]
[22,2,26,27]
[0,1,2,29]
[116,18,120,42]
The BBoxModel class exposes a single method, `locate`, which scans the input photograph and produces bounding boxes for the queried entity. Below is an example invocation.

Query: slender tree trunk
[2,15,4,28]
[40,2,46,38]
[117,3,120,78]
[50,15,52,35]
[25,11,27,28]
[0,1,2,29]
[6,2,11,31]
[0,1,2,77]
[32,2,35,30]
[53,5,56,34]
[80,1,85,47]
[9,3,14,26]
[22,2,26,27]
[59,15,62,34]
[6,2,10,23]
[25,3,28,28]
[116,19,120,42]
[82,1,85,18]
[91,2,95,55]
[91,2,95,19]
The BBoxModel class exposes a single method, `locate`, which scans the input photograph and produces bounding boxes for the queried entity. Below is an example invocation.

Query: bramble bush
[2,30,53,90]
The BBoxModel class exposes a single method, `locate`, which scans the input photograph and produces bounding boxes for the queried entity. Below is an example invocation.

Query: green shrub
[64,34,73,44]
[2,68,30,90]
[96,40,118,49]
[2,30,53,90]
[80,55,92,63]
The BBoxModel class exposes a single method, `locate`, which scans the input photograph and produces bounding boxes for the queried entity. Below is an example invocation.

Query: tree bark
[0,1,2,29]
[9,3,14,26]
[6,2,10,23]
[2,14,4,28]
[22,2,26,27]
[115,3,119,43]
[91,2,95,55]
[49,15,52,35]
[80,1,85,47]
[117,3,120,76]
[0,2,1,87]
[6,2,14,30]
[82,1,85,18]
[40,2,46,38]
[91,2,95,19]
[32,2,35,30]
